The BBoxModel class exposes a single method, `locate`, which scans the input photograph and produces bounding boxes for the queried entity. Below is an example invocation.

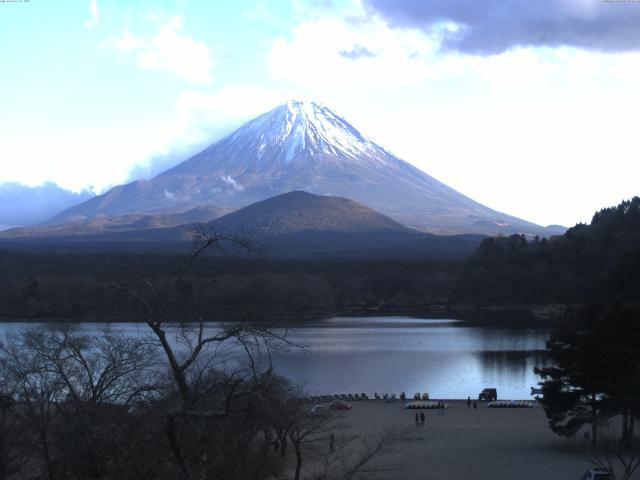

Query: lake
[0,316,550,400]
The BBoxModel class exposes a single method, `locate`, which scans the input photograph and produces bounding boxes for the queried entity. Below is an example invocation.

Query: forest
[0,252,460,321]
[0,197,638,322]
[459,196,640,306]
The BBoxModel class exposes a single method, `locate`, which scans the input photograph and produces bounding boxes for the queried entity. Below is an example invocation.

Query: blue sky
[1,0,640,227]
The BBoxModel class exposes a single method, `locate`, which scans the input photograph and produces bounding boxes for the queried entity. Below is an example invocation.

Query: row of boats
[305,392,433,403]
[487,400,535,408]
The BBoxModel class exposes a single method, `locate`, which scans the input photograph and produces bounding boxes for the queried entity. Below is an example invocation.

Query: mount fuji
[46,101,561,236]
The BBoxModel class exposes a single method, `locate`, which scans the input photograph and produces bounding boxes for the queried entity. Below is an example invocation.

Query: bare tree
[110,227,274,403]
[110,226,295,480]
[588,428,640,480]
[286,404,335,480]
[1,329,68,480]
[307,427,407,480]
[267,379,406,480]
[25,324,157,409]
[0,325,158,480]
[0,374,24,480]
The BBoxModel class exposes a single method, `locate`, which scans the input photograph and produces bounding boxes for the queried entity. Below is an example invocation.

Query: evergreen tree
[536,304,640,446]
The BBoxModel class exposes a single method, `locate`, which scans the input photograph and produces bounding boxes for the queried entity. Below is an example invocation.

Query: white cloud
[84,0,100,29]
[269,17,438,90]
[138,17,212,83]
[125,86,290,180]
[267,14,572,94]
[107,16,213,83]
[267,9,640,96]
[109,30,145,50]
[2,135,152,193]
[162,86,289,151]
[1,84,289,192]
[176,86,289,121]
[243,2,272,22]
[157,86,289,153]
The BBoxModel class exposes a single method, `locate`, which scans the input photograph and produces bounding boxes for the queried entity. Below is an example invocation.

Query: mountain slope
[1,192,483,258]
[1,205,227,238]
[47,101,561,236]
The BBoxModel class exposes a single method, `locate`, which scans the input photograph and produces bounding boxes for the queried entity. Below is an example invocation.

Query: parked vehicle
[579,468,612,480]
[478,388,498,401]
[330,400,352,410]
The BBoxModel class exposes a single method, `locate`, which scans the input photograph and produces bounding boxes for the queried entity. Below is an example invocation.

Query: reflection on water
[271,317,550,399]
[0,316,550,400]
[321,317,462,327]
[476,350,548,393]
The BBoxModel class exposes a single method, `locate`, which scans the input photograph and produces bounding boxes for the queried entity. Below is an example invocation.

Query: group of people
[413,401,447,426]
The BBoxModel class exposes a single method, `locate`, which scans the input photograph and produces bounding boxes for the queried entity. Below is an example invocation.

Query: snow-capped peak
[224,100,386,164]
[281,100,371,156]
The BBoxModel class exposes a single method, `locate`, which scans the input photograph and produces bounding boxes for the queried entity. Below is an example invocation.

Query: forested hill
[457,197,640,305]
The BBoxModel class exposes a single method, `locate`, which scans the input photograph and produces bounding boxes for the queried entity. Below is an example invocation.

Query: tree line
[458,197,640,306]
[0,252,461,321]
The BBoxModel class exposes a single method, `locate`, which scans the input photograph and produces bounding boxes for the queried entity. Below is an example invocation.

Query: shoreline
[0,303,567,325]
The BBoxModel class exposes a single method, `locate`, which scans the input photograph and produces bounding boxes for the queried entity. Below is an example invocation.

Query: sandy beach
[285,400,601,480]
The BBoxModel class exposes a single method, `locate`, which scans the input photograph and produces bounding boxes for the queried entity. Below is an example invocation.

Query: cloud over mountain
[0,183,95,229]
[364,0,640,54]
[106,16,213,83]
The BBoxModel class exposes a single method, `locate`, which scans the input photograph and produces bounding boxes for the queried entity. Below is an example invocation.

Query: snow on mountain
[242,100,386,162]
[162,100,390,177]
[46,101,561,236]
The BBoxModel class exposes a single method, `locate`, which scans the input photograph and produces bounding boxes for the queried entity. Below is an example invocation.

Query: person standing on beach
[415,412,419,427]
[330,433,335,452]
[467,396,471,408]
[419,410,425,427]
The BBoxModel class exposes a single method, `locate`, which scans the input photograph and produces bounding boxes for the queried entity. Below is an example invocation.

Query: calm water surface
[0,317,549,400]
[270,317,549,400]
